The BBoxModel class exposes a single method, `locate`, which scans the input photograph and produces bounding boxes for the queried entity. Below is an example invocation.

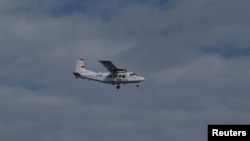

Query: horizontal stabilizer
[73,72,81,78]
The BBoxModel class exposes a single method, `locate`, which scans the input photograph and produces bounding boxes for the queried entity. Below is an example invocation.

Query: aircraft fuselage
[74,71,144,85]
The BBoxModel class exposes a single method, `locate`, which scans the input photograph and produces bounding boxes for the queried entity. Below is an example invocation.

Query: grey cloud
[1,0,250,141]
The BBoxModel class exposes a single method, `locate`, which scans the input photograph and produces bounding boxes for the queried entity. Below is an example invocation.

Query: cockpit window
[130,73,136,76]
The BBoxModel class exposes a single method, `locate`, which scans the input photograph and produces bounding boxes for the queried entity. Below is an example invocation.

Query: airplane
[73,58,145,89]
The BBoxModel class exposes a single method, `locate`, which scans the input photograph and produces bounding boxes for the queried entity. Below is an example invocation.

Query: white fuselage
[78,70,144,85]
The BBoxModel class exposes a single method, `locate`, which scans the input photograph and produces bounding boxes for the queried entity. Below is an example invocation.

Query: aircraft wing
[99,60,126,73]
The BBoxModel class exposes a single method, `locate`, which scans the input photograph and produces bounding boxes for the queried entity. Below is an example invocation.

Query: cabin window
[97,74,102,77]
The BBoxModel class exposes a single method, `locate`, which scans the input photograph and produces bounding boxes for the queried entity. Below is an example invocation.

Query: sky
[1,0,250,141]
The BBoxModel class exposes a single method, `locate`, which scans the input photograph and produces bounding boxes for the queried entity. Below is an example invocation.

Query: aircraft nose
[141,77,145,81]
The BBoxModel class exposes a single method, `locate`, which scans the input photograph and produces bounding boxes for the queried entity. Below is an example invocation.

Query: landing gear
[116,85,120,89]
[136,84,139,87]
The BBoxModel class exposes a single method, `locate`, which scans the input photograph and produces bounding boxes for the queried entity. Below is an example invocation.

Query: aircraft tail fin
[73,58,87,78]
[75,58,86,73]
[73,58,96,79]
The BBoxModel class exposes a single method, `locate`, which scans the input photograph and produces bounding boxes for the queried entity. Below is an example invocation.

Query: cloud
[1,0,250,141]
